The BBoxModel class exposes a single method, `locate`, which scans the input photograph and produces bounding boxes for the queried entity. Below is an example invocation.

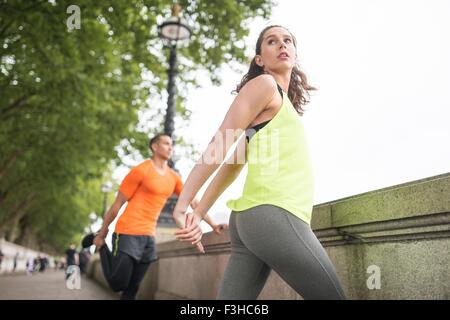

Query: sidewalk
[0,269,117,300]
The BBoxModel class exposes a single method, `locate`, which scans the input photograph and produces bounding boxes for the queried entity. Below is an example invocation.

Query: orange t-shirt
[115,160,183,236]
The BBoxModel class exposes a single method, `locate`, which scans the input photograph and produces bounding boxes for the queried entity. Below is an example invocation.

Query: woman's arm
[190,198,217,228]
[202,214,228,235]
[195,136,246,235]
[175,136,246,243]
[195,136,246,219]
[173,75,278,214]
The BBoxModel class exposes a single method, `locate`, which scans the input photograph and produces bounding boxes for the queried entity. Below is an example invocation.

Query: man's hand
[93,234,106,251]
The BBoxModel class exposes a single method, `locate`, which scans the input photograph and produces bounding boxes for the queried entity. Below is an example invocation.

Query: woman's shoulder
[241,74,278,96]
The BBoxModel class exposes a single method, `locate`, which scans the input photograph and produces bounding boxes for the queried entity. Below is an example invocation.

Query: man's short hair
[149,133,169,152]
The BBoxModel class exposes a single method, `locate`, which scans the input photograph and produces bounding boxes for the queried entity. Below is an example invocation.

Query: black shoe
[81,233,96,249]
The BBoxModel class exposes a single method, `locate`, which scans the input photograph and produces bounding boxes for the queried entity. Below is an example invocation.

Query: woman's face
[256,27,297,73]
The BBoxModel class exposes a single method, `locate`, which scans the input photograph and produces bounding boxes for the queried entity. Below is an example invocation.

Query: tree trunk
[0,149,21,181]
[4,192,35,242]
[0,94,32,120]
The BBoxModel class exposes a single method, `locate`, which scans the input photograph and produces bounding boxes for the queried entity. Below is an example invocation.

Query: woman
[173,25,346,300]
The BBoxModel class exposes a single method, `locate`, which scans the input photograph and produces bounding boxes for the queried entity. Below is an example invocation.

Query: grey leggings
[217,205,346,300]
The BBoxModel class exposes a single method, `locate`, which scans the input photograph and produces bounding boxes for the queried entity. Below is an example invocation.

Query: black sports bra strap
[245,83,284,143]
[276,83,283,98]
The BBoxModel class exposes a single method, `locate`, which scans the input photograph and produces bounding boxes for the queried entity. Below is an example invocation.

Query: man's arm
[94,192,128,249]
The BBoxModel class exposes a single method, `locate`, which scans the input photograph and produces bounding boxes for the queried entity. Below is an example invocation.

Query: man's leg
[99,245,135,292]
[120,261,151,300]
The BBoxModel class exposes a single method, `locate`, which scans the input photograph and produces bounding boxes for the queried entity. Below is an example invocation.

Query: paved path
[0,270,117,300]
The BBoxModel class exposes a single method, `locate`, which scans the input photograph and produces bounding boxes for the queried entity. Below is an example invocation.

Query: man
[82,134,224,300]
[0,249,4,271]
[64,244,78,279]
[13,252,19,272]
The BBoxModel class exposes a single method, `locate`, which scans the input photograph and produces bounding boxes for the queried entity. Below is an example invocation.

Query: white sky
[112,0,450,226]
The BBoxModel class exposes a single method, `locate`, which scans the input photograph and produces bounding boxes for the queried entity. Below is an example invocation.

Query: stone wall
[88,172,450,299]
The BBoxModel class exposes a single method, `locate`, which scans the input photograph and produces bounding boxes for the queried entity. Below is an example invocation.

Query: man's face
[153,135,173,160]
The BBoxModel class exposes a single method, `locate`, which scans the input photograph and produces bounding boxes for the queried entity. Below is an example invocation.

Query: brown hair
[235,25,316,115]
[149,133,169,153]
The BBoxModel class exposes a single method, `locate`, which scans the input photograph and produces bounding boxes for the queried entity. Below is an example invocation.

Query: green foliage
[0,0,273,251]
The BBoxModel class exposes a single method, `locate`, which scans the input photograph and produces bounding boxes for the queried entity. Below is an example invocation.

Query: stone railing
[88,172,450,299]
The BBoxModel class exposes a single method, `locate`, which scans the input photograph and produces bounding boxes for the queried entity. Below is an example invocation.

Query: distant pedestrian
[0,249,4,271]
[13,252,19,272]
[26,256,35,275]
[64,244,79,279]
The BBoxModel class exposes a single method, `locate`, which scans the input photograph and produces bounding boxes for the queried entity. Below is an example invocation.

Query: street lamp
[157,4,191,228]
[158,3,192,141]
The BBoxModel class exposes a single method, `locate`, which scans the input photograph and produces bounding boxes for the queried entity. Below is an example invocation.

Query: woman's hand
[211,223,228,235]
[202,214,228,235]
[172,198,201,228]
[172,206,188,229]
[174,211,205,253]
[190,198,200,210]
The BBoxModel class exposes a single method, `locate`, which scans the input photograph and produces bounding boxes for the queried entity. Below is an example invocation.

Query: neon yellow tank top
[226,89,314,225]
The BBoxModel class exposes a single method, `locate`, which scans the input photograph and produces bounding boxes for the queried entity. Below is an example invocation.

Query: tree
[0,0,273,251]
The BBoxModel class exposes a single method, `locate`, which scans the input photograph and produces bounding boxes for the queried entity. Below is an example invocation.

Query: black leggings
[99,246,150,300]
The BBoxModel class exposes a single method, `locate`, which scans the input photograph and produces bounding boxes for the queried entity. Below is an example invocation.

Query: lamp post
[158,3,192,144]
[157,4,191,228]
